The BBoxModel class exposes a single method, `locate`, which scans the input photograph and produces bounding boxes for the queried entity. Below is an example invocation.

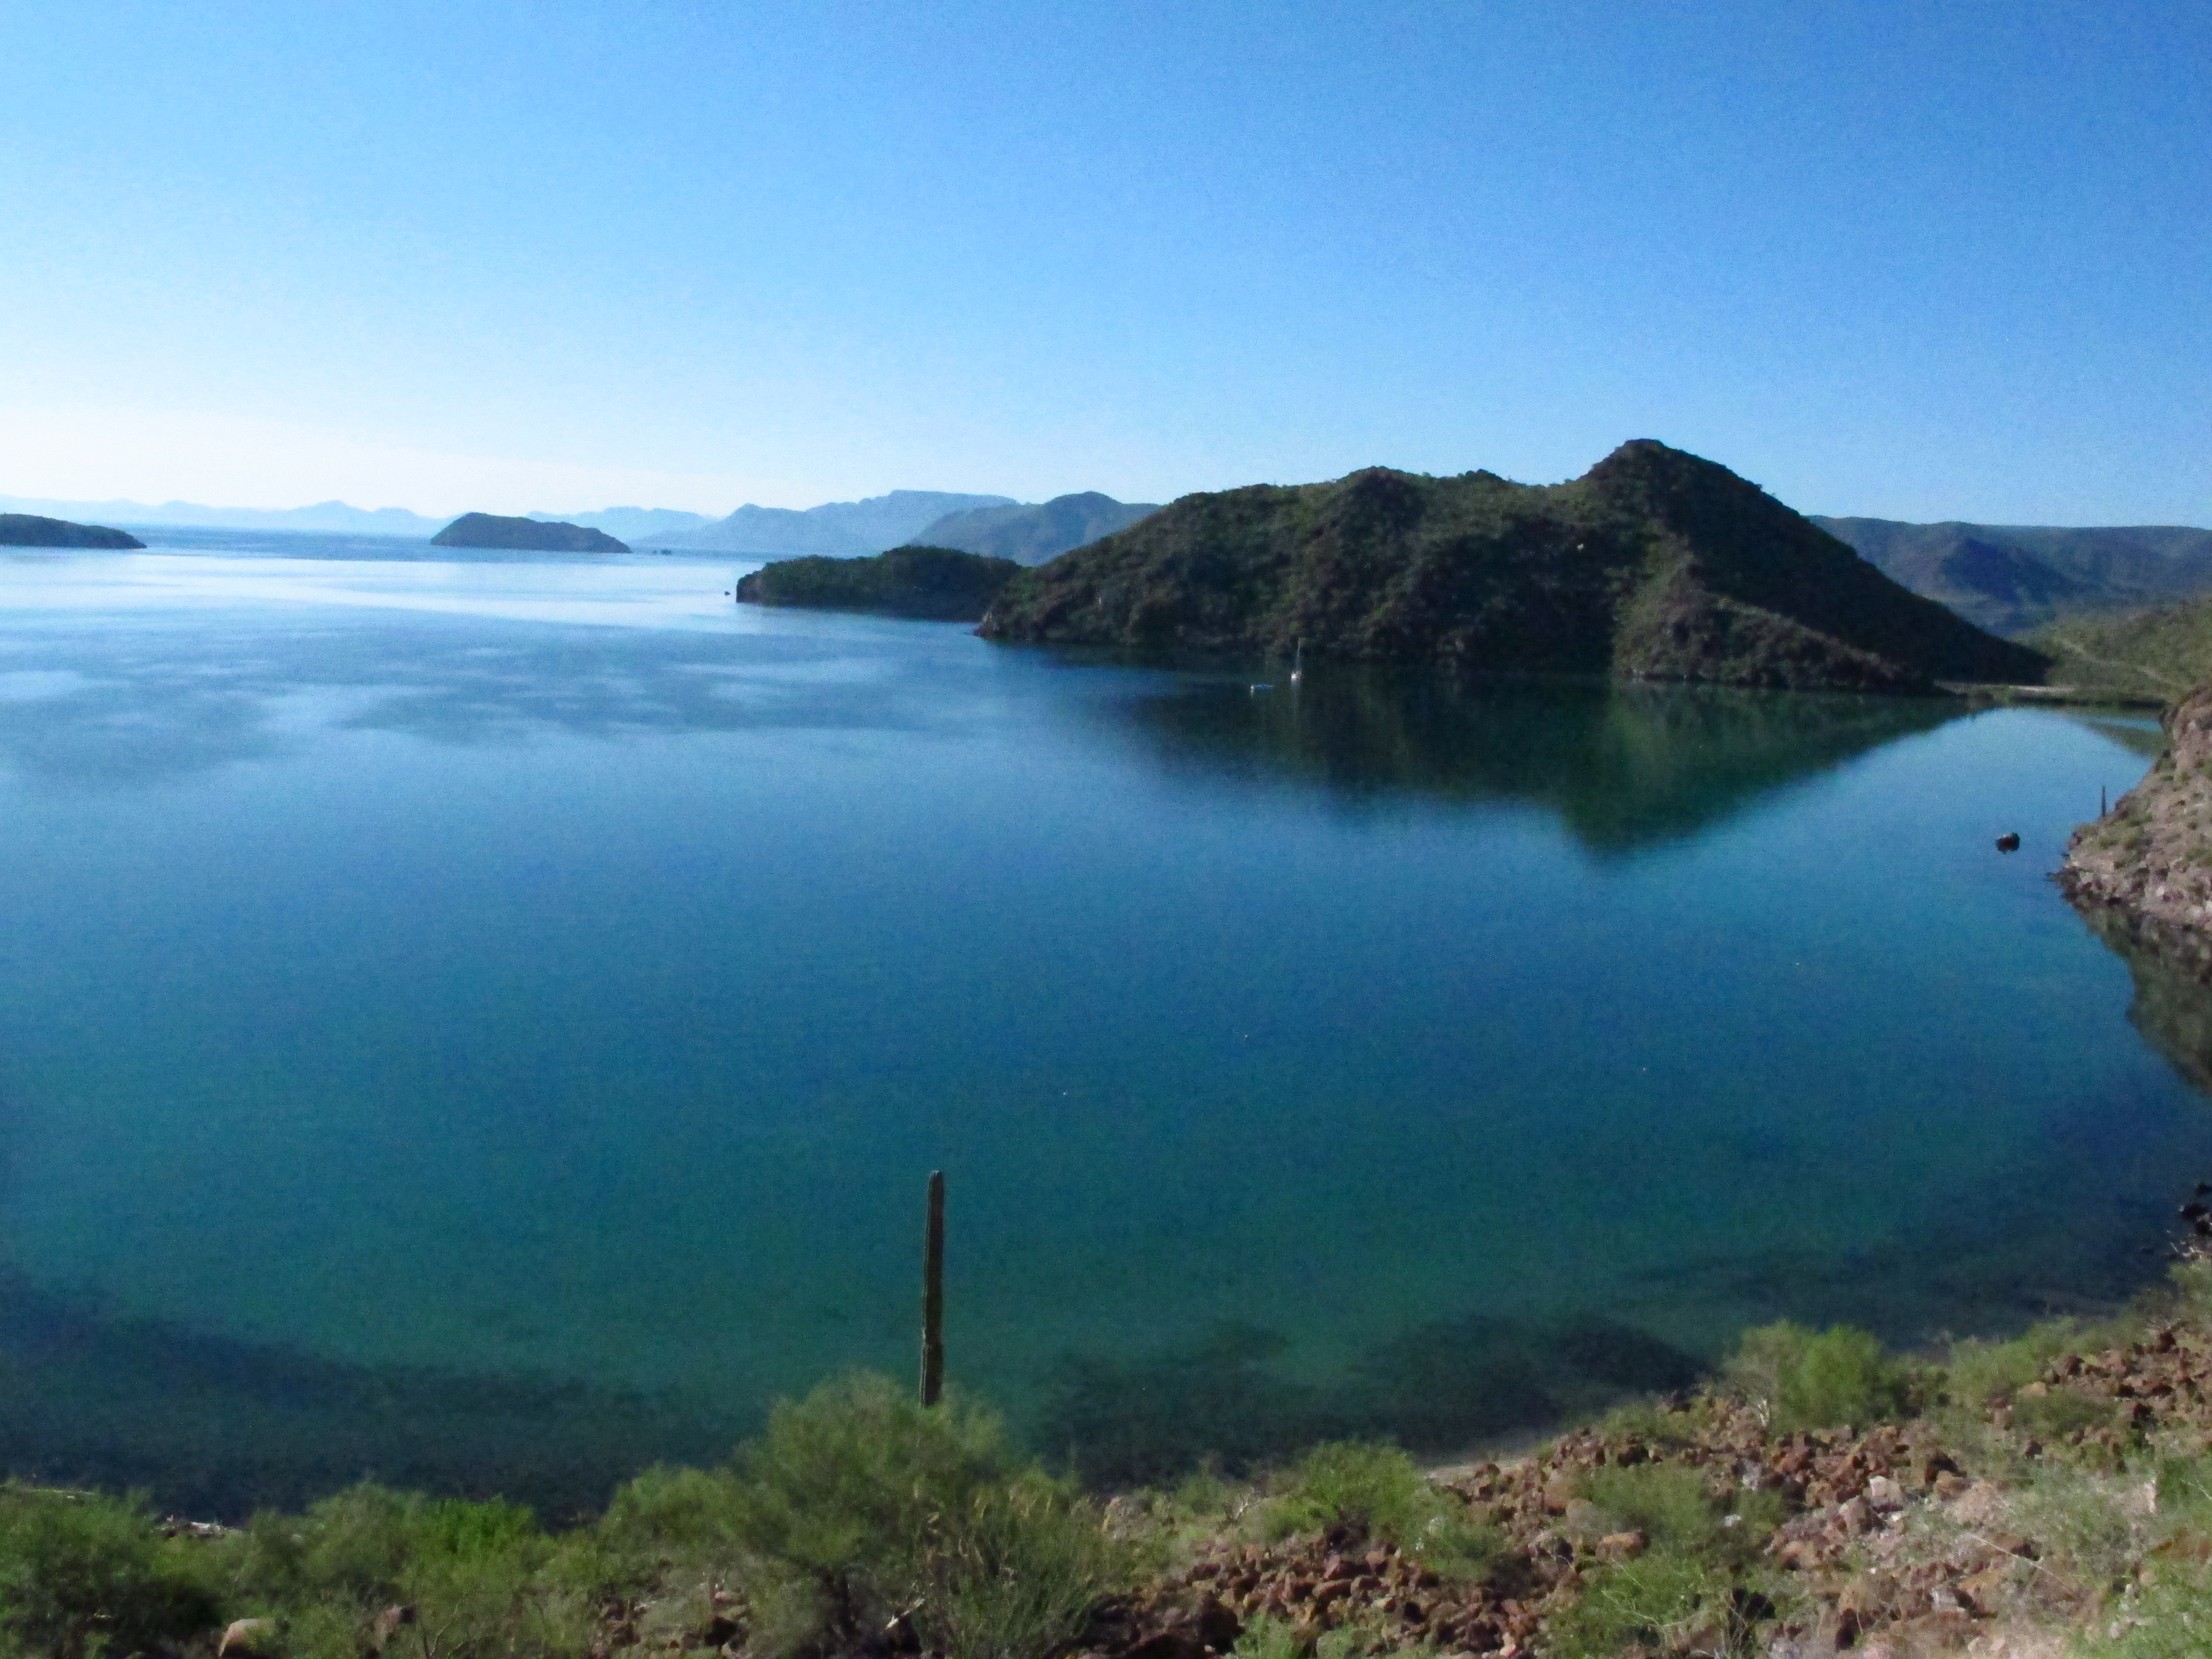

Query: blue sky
[2,1,2207,522]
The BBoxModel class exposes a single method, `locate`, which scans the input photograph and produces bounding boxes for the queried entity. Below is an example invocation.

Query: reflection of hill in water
[2074,903,2212,1098]
[1114,670,1961,852]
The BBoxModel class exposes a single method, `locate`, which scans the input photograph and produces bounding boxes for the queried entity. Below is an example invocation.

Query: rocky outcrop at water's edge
[2059,681,2212,933]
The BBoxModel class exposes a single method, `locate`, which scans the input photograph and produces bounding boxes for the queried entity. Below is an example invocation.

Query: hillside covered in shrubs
[977,443,2048,694]
[22,1256,2212,1657]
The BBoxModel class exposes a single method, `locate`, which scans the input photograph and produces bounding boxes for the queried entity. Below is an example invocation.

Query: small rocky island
[0,513,145,549]
[978,440,2047,692]
[431,512,628,552]
[736,545,1022,621]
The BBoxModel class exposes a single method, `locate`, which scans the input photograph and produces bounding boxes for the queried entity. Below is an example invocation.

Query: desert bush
[2011,1387,2122,1446]
[1942,1318,2091,1407]
[0,1484,223,1659]
[928,1472,1138,1659]
[1722,1323,1909,1432]
[2080,1565,2212,1659]
[223,1484,590,1659]
[1577,1463,1783,1571]
[726,1372,1134,1659]
[1260,1443,1500,1580]
[1232,1610,1439,1659]
[1543,1549,1740,1659]
[573,1462,749,1594]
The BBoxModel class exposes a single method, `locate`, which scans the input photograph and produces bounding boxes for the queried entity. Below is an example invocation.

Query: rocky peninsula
[0,512,144,548]
[979,441,2047,693]
[736,545,1021,620]
[431,512,628,552]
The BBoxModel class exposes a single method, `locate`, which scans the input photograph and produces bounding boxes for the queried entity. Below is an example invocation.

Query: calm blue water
[0,529,2202,1508]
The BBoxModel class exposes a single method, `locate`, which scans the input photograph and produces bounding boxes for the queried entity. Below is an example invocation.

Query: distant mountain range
[9,488,2205,645]
[1815,518,2212,637]
[528,507,712,543]
[649,491,1019,555]
[0,494,449,537]
[0,488,1161,560]
[910,492,1160,565]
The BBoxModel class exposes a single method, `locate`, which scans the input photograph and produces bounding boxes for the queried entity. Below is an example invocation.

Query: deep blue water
[0,530,2202,1509]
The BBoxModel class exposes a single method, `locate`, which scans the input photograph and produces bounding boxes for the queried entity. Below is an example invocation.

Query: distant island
[736,546,1021,620]
[979,441,2047,693]
[0,513,145,549]
[431,513,628,553]
[910,492,1160,566]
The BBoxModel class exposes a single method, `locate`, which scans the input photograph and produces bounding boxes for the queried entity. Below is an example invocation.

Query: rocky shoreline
[1091,1321,2212,1659]
[2059,683,2212,934]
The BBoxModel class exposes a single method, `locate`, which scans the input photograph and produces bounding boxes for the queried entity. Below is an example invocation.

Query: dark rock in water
[0,512,144,549]
[431,512,628,552]
[736,545,1021,621]
[978,440,2047,693]
[1996,832,2021,852]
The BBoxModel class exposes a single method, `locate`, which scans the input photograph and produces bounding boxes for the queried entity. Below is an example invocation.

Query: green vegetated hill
[980,442,2046,692]
[1818,516,2212,637]
[2025,595,2212,703]
[735,545,1021,621]
[0,512,144,549]
[912,491,1160,565]
[431,512,629,552]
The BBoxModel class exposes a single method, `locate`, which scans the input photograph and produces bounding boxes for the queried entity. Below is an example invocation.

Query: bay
[0,532,2201,1510]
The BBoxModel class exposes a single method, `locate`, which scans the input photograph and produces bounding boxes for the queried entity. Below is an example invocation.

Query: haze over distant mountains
[0,488,1158,560]
[0,494,450,537]
[911,492,1160,565]
[649,491,1017,555]
[1815,518,2212,637]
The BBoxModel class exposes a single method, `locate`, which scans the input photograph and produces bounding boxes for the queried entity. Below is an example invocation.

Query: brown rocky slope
[2060,682,2212,934]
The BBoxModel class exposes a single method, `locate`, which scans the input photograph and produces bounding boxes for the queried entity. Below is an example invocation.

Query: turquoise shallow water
[0,537,2202,1508]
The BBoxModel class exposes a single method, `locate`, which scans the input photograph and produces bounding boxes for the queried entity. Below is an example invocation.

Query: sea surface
[0,528,2204,1513]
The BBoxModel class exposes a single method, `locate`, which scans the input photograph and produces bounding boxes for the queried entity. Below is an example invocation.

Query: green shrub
[223,1484,588,1659]
[1577,1464,1781,1572]
[574,1463,749,1594]
[0,1485,223,1659]
[1597,1397,1704,1449]
[1544,1550,1737,1659]
[1942,1319,2091,1407]
[1232,1611,1439,1659]
[1261,1443,1501,1580]
[1723,1323,1910,1432]
[726,1372,1134,1659]
[2012,1387,2121,1444]
[2078,1565,2212,1659]
[928,1472,1136,1659]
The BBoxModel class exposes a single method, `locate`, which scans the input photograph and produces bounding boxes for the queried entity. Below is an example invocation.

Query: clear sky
[3,1,2207,523]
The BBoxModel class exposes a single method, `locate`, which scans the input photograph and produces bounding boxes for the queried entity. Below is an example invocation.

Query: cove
[0,541,2199,1512]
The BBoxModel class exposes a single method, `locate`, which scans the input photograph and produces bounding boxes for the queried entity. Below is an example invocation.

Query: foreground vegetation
[23,1263,2212,1657]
